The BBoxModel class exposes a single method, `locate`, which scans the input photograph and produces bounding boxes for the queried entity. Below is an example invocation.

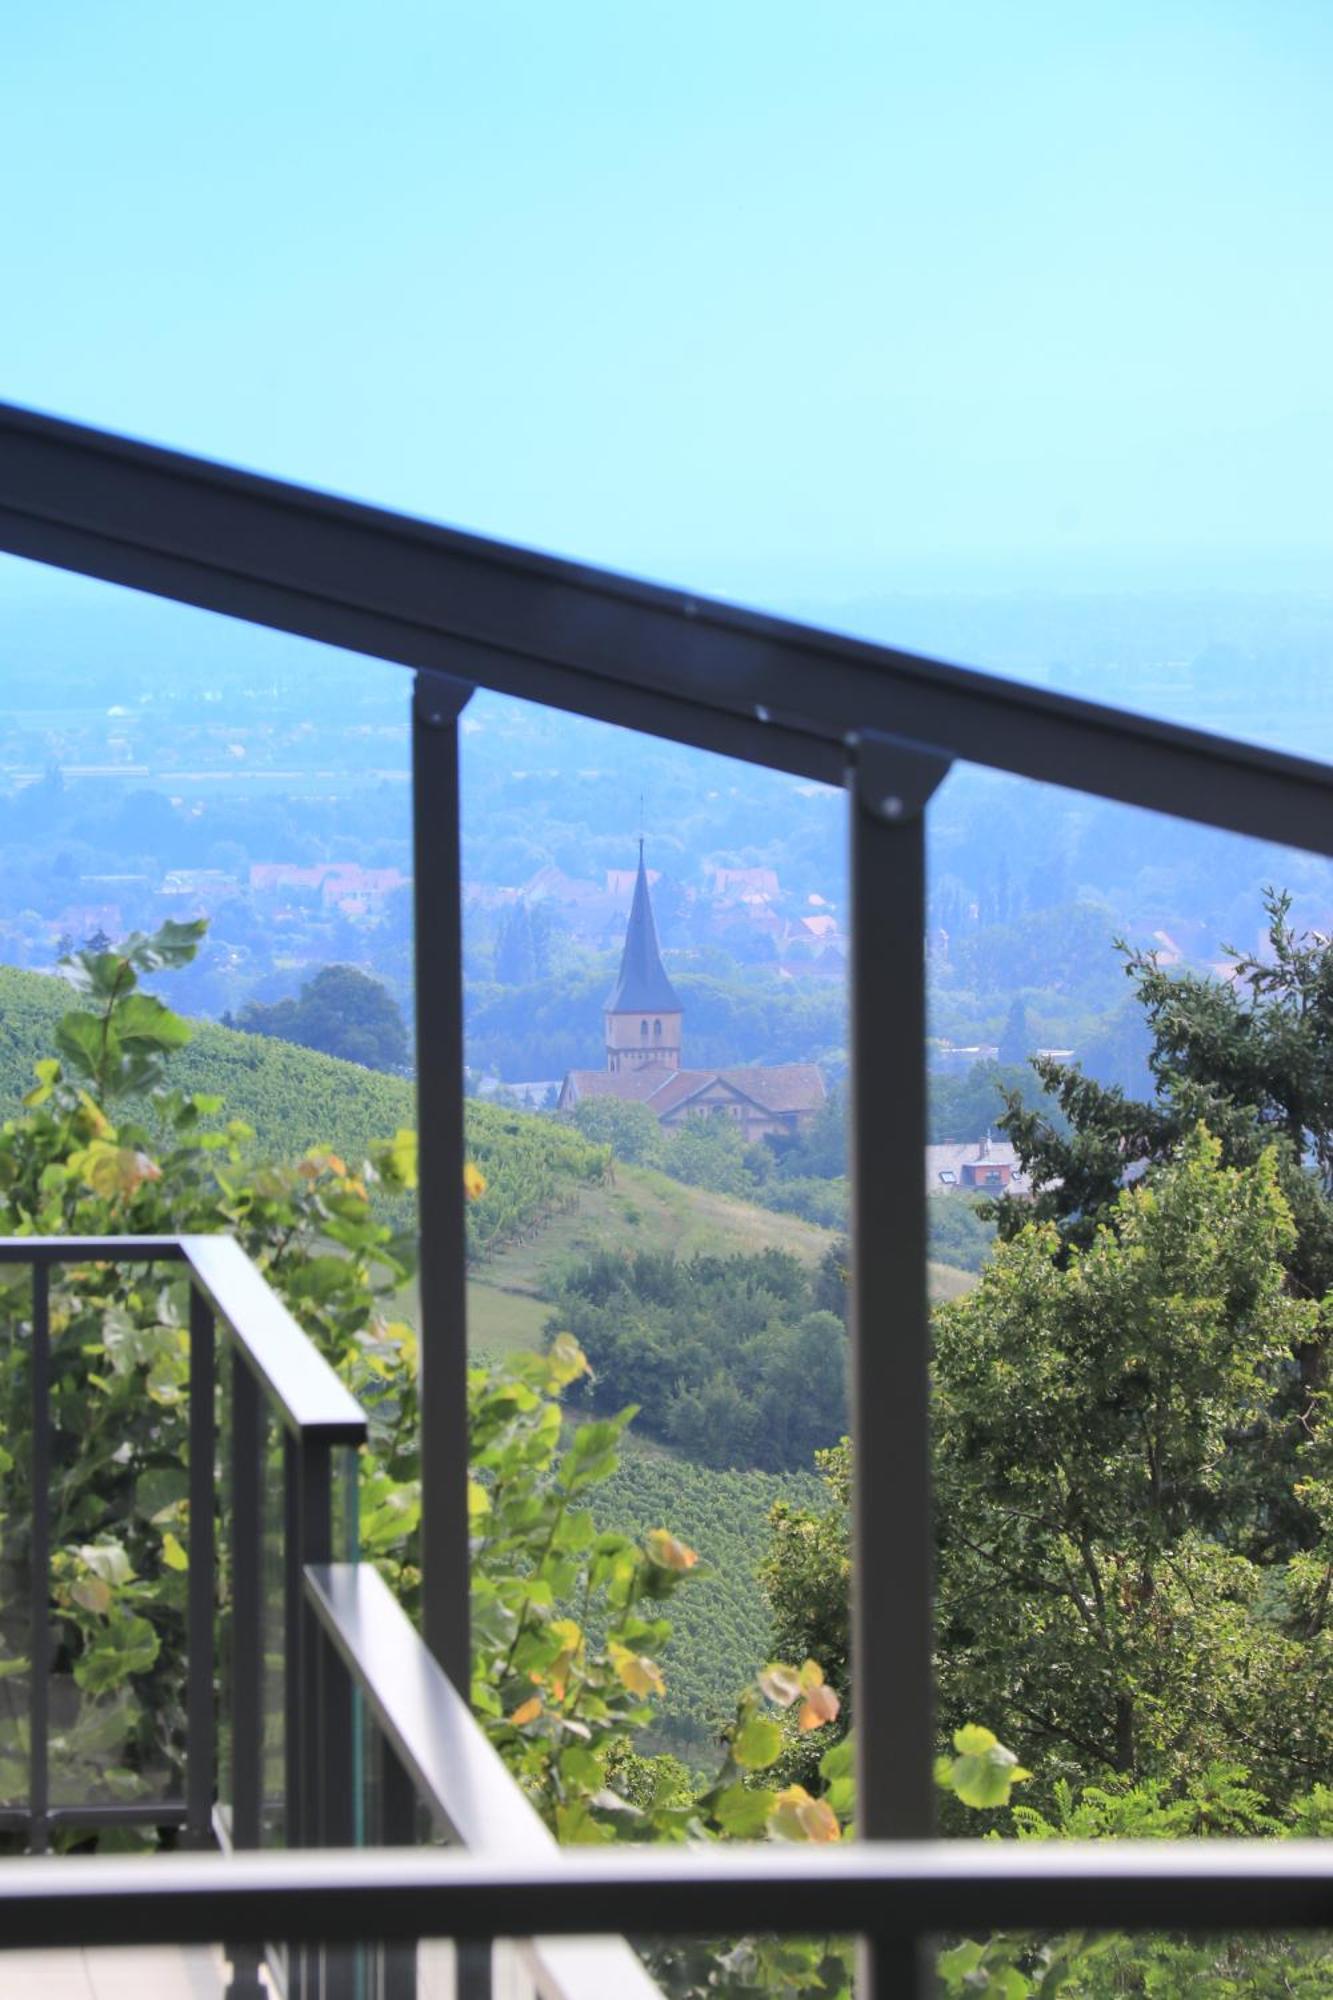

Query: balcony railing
[2,397,1333,1999]
[1,1234,663,2000]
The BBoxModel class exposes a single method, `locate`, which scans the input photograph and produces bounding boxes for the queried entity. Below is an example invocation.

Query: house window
[640,1020,648,1040]
[654,1019,662,1039]
[938,1169,957,1185]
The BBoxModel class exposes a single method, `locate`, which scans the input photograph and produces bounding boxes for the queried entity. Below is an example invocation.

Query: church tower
[604,843,683,1075]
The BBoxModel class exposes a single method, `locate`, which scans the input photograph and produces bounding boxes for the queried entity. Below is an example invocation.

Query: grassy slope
[0,963,415,1161]
[466,1163,971,1360]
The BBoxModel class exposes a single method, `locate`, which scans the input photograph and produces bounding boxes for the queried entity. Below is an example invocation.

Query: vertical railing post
[411,668,474,1691]
[227,1348,266,1999]
[846,731,951,2000]
[285,1433,334,2000]
[28,1261,50,1857]
[186,1282,217,1849]
[378,1733,419,2000]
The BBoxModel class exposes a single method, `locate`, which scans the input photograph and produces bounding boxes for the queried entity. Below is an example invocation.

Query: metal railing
[305,1561,664,2000]
[0,1234,365,1859]
[2,398,1333,1998]
[1,1235,668,2000]
[5,1839,1333,1959]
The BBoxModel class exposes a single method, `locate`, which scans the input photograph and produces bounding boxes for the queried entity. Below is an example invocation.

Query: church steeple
[604,843,683,1074]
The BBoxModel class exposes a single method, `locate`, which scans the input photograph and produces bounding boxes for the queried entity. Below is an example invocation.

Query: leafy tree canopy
[235,963,409,1072]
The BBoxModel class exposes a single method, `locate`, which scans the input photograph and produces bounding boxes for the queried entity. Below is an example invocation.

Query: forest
[552,1245,847,1472]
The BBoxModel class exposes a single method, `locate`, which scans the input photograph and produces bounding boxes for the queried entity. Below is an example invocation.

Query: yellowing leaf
[798,1685,841,1733]
[645,1529,698,1572]
[76,1090,112,1137]
[608,1641,665,1698]
[798,1659,825,1692]
[758,1663,803,1709]
[467,1479,492,1520]
[546,1332,590,1388]
[770,1785,841,1843]
[463,1162,487,1201]
[71,1577,112,1615]
[510,1697,543,1727]
[81,1144,162,1199]
[161,1532,188,1573]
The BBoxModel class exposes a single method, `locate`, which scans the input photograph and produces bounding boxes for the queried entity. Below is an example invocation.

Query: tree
[995,889,1333,1556]
[493,902,551,985]
[935,1130,1329,1801]
[570,1096,665,1167]
[763,1131,1333,1816]
[236,964,409,1071]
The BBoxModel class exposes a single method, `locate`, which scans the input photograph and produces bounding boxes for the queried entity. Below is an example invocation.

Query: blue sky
[5,2,1333,613]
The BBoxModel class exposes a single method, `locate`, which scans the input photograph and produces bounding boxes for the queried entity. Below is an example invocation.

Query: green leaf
[112,992,192,1052]
[941,1726,1030,1810]
[733,1714,784,1771]
[712,1782,776,1836]
[55,1012,107,1079]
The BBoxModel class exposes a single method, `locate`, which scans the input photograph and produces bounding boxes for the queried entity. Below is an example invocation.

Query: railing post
[186,1283,216,1850]
[286,1434,334,2000]
[412,668,474,1691]
[28,1261,50,1857]
[226,1348,266,1999]
[846,731,951,2000]
[378,1734,418,2000]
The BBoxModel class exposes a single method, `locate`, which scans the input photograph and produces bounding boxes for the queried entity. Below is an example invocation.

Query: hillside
[0,963,973,1347]
[588,1440,824,1763]
[0,962,416,1161]
[466,1160,971,1359]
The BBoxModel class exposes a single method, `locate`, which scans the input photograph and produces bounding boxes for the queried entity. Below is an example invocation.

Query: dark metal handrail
[2,399,1332,850]
[5,1839,1333,1947]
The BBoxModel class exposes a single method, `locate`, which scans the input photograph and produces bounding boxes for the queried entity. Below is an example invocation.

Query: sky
[5,2,1333,619]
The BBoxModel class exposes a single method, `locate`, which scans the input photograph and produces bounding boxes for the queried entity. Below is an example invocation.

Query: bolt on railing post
[28,1261,51,1857]
[412,668,475,1693]
[846,732,951,2000]
[186,1283,217,1850]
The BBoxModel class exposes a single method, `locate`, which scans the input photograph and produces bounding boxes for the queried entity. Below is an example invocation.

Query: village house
[925,1132,1031,1195]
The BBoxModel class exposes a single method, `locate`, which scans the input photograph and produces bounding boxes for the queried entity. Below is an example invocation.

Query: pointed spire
[606,847,681,1014]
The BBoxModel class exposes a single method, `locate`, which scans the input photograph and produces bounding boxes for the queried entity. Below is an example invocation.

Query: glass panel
[0,553,412,1849]
[47,1257,188,1817]
[0,1265,32,1817]
[461,691,851,1778]
[260,1408,286,1851]
[921,766,1333,1900]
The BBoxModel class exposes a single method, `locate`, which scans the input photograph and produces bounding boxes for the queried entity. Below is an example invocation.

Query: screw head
[881,794,904,818]
[755,704,770,723]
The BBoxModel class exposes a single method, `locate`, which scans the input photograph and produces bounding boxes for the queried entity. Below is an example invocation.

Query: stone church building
[558,844,826,1141]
